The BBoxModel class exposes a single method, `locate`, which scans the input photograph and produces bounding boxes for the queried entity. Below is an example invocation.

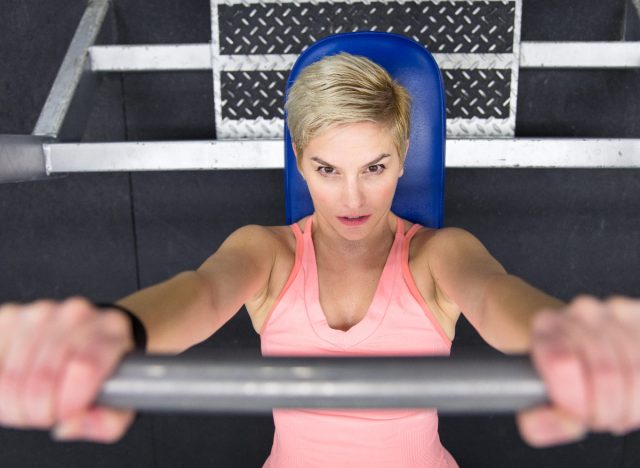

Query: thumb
[52,407,134,443]
[517,406,587,447]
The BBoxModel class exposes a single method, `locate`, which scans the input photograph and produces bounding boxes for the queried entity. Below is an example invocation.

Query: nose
[343,176,364,210]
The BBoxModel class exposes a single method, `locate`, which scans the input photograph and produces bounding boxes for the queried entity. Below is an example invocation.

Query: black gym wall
[0,0,639,466]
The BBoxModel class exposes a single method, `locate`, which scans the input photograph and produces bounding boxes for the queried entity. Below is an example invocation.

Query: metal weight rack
[0,0,639,183]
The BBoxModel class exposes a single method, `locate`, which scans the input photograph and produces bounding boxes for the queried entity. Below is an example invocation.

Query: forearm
[475,275,565,354]
[117,271,225,353]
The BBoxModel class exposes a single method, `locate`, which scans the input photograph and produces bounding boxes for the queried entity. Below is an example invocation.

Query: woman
[0,53,638,466]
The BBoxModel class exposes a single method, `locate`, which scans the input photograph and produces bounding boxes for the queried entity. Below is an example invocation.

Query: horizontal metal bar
[33,0,110,138]
[88,42,640,72]
[98,354,546,414]
[219,0,510,5]
[46,138,640,172]
[90,44,212,71]
[447,138,640,168]
[520,42,640,68]
[90,47,515,72]
[46,140,283,171]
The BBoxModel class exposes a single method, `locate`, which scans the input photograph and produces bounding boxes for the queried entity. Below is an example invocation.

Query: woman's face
[298,121,404,241]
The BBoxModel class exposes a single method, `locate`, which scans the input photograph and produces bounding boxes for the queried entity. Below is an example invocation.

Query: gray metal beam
[90,44,212,71]
[520,42,640,69]
[88,42,640,72]
[98,354,546,414]
[0,135,51,183]
[45,138,640,172]
[32,0,111,140]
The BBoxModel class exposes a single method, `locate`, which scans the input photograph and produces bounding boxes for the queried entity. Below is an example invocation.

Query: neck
[312,213,397,263]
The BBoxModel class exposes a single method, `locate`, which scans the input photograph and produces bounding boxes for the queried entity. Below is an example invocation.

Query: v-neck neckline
[302,216,404,349]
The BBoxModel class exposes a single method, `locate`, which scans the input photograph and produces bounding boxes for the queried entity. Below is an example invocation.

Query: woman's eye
[317,166,335,175]
[367,164,386,174]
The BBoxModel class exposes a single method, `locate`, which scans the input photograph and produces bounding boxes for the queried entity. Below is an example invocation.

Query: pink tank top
[260,216,458,467]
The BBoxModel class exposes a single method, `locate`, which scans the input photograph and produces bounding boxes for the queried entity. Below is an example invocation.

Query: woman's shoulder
[225,223,299,256]
[408,224,478,259]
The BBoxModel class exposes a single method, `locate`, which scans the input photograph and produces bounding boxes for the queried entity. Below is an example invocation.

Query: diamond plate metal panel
[444,69,511,119]
[211,0,523,139]
[218,1,515,55]
[220,68,512,121]
[221,71,287,120]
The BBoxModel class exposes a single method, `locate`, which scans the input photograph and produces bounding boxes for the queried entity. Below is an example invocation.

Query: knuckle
[59,299,94,323]
[23,401,55,428]
[60,298,93,316]
[24,303,55,324]
[592,357,619,381]
[607,296,640,320]
[0,373,24,425]
[30,299,56,310]
[569,295,600,315]
[99,311,131,337]
[0,303,24,325]
[571,295,598,307]
[26,366,57,396]
[1,369,22,393]
[63,296,91,309]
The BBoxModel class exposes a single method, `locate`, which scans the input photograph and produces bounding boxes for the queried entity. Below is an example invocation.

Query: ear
[293,144,305,180]
[399,140,409,178]
[403,139,410,161]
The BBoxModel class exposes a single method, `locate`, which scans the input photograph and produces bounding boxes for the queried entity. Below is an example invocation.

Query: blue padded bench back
[284,31,445,228]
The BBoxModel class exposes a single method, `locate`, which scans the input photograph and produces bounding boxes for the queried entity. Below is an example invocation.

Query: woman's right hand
[0,297,135,442]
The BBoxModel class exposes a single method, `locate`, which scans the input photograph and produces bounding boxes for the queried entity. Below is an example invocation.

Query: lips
[337,215,371,226]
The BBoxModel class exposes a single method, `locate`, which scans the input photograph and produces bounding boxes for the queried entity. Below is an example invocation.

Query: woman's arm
[118,224,278,353]
[424,227,564,353]
[0,224,279,441]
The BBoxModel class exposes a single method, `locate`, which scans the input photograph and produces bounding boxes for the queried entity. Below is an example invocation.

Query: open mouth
[337,215,371,226]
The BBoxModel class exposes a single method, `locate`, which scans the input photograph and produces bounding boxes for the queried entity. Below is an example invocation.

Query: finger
[566,298,627,431]
[0,301,56,427]
[55,311,133,420]
[0,303,25,426]
[517,405,587,447]
[604,298,640,433]
[530,311,588,422]
[0,303,20,360]
[22,298,95,428]
[53,407,134,443]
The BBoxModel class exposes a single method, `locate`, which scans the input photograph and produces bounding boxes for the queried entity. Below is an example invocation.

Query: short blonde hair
[285,53,411,165]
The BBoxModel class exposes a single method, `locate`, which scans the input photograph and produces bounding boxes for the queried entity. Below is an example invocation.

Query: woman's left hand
[517,296,640,447]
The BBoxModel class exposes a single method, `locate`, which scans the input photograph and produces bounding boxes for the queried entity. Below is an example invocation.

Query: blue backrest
[284,32,445,228]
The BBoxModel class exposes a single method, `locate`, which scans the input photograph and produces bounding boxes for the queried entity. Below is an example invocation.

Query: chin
[333,218,379,241]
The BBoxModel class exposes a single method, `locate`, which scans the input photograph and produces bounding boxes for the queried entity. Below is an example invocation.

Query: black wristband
[95,302,147,351]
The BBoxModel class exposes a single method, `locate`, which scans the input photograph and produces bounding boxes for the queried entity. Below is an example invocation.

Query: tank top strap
[291,221,304,249]
[405,222,423,239]
[394,215,404,237]
[258,221,305,336]
[399,223,452,348]
[300,216,313,238]
[401,222,436,259]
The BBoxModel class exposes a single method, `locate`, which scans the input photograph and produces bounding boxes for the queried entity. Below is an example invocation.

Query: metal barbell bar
[97,354,547,414]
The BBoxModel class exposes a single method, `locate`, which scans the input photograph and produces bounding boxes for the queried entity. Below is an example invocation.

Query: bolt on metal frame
[0,0,639,183]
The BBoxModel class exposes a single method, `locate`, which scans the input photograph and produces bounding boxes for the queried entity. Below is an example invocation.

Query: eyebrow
[310,153,392,168]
